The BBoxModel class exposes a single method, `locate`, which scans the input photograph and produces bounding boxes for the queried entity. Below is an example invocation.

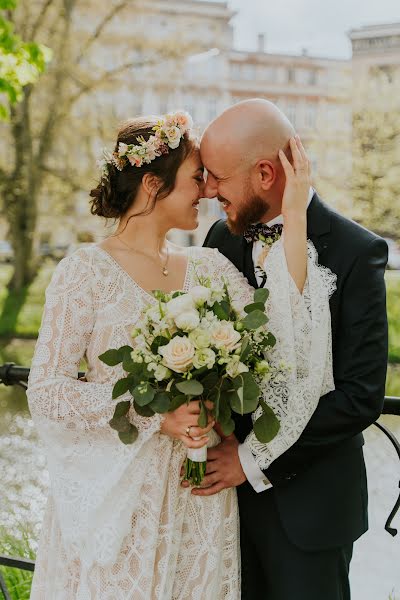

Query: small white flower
[118,142,129,157]
[154,364,172,381]
[159,335,195,373]
[175,309,200,332]
[226,356,249,378]
[193,348,216,370]
[166,126,181,149]
[190,285,212,307]
[165,294,195,319]
[255,360,270,375]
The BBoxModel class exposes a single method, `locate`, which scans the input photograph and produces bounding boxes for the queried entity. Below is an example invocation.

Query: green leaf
[254,288,269,304]
[98,349,124,366]
[242,310,268,330]
[150,392,171,413]
[244,302,266,314]
[253,400,280,443]
[109,414,132,433]
[220,418,235,436]
[239,337,252,362]
[133,400,155,417]
[198,401,208,428]
[151,336,170,354]
[118,425,139,444]
[231,373,260,413]
[228,390,243,415]
[113,400,131,418]
[112,377,132,399]
[176,380,204,396]
[212,301,229,320]
[132,382,156,406]
[201,370,219,391]
[168,394,188,411]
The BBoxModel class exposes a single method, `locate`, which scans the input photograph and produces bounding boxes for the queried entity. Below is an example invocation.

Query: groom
[196,99,388,599]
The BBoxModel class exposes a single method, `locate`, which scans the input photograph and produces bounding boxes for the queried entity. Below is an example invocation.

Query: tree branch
[30,0,56,41]
[76,1,131,65]
[41,165,85,193]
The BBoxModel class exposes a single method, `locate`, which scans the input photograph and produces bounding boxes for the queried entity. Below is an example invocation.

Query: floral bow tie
[243,223,283,244]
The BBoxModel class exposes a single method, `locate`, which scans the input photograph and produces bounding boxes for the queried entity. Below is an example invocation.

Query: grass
[386,272,400,363]
[0,526,35,600]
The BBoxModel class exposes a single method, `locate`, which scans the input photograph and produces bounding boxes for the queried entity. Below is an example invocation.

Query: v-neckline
[93,244,192,301]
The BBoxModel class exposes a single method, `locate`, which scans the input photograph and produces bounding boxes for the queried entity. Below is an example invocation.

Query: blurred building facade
[2,2,399,249]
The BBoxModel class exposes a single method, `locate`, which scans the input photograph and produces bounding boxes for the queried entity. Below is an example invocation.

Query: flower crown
[98,111,193,177]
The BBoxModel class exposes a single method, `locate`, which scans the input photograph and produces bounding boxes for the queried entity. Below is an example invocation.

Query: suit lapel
[306,193,331,261]
[242,237,258,288]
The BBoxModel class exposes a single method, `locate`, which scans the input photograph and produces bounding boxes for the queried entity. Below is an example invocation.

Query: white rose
[159,335,195,373]
[226,356,249,378]
[175,309,200,332]
[146,306,163,324]
[166,126,181,149]
[165,294,195,319]
[211,321,241,351]
[190,285,212,307]
[193,348,216,370]
[189,328,211,349]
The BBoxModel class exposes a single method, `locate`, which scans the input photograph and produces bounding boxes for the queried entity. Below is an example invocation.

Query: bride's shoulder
[50,244,98,284]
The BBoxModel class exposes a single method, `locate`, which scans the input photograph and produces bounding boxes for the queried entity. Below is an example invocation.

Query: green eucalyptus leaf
[198,401,208,428]
[244,302,266,314]
[133,400,155,417]
[176,380,204,396]
[109,414,131,433]
[150,392,171,413]
[168,394,188,411]
[118,424,139,444]
[253,400,280,443]
[151,336,170,354]
[201,371,219,391]
[220,418,235,436]
[112,377,132,399]
[132,382,156,406]
[98,349,124,366]
[242,310,268,330]
[113,400,131,418]
[212,301,229,320]
[254,288,269,304]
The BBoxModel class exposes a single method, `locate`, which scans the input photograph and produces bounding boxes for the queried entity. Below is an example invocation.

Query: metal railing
[0,362,399,594]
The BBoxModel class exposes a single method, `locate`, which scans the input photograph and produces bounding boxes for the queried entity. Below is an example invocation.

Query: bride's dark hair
[89,115,197,219]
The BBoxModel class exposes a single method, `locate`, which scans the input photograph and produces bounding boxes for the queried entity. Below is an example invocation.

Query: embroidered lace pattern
[27,240,335,599]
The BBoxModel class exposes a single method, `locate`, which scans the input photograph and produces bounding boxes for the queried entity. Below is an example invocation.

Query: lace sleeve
[209,243,336,471]
[26,251,164,569]
[27,251,163,438]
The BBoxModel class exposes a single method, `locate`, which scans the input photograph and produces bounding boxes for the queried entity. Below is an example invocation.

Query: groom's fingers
[192,482,225,496]
[198,473,220,488]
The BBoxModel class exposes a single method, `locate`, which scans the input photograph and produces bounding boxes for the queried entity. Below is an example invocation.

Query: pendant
[163,267,169,276]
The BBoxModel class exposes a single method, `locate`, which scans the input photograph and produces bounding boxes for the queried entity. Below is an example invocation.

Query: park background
[0,0,399,598]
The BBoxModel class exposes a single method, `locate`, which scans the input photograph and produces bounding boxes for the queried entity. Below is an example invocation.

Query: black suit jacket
[204,193,388,551]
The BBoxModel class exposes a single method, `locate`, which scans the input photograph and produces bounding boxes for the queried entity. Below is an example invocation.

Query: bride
[27,111,335,599]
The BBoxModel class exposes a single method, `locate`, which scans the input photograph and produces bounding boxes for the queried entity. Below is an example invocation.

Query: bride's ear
[142,173,162,196]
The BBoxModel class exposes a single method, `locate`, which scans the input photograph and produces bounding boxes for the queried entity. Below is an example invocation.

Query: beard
[222,189,270,236]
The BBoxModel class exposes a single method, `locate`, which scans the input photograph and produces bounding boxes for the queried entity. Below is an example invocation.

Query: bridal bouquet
[99,276,280,485]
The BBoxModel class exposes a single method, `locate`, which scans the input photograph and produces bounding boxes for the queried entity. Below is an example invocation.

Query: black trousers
[238,482,353,600]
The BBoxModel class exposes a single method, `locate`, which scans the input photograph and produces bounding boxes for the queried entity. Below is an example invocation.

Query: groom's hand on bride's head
[182,434,247,496]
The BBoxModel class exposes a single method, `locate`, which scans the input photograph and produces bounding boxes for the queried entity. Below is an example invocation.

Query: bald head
[201,98,295,171]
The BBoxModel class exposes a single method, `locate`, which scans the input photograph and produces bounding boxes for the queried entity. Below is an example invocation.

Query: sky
[218,0,400,58]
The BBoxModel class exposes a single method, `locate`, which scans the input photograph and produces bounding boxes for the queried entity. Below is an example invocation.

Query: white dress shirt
[238,187,314,492]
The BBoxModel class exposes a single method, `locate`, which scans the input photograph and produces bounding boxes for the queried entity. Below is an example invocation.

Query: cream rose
[159,335,195,373]
[175,309,200,332]
[193,348,216,370]
[189,327,211,349]
[165,294,195,319]
[211,321,241,351]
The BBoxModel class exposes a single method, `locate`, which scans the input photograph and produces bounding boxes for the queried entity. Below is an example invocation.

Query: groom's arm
[263,236,388,487]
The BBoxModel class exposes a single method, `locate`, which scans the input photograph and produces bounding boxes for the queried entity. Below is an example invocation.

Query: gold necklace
[116,235,170,276]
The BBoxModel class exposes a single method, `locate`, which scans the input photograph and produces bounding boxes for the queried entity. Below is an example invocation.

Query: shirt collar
[265,187,314,227]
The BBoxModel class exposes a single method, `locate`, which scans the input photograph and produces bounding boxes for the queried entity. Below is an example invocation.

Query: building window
[286,102,297,127]
[287,68,295,83]
[242,64,256,80]
[305,102,317,128]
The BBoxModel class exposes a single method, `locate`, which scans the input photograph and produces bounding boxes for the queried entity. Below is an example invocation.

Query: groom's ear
[256,160,276,191]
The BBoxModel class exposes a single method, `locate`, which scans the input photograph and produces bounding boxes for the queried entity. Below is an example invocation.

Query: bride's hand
[160,399,215,449]
[278,135,311,220]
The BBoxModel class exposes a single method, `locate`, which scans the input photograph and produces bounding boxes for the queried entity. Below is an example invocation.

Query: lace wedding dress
[27,240,336,599]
